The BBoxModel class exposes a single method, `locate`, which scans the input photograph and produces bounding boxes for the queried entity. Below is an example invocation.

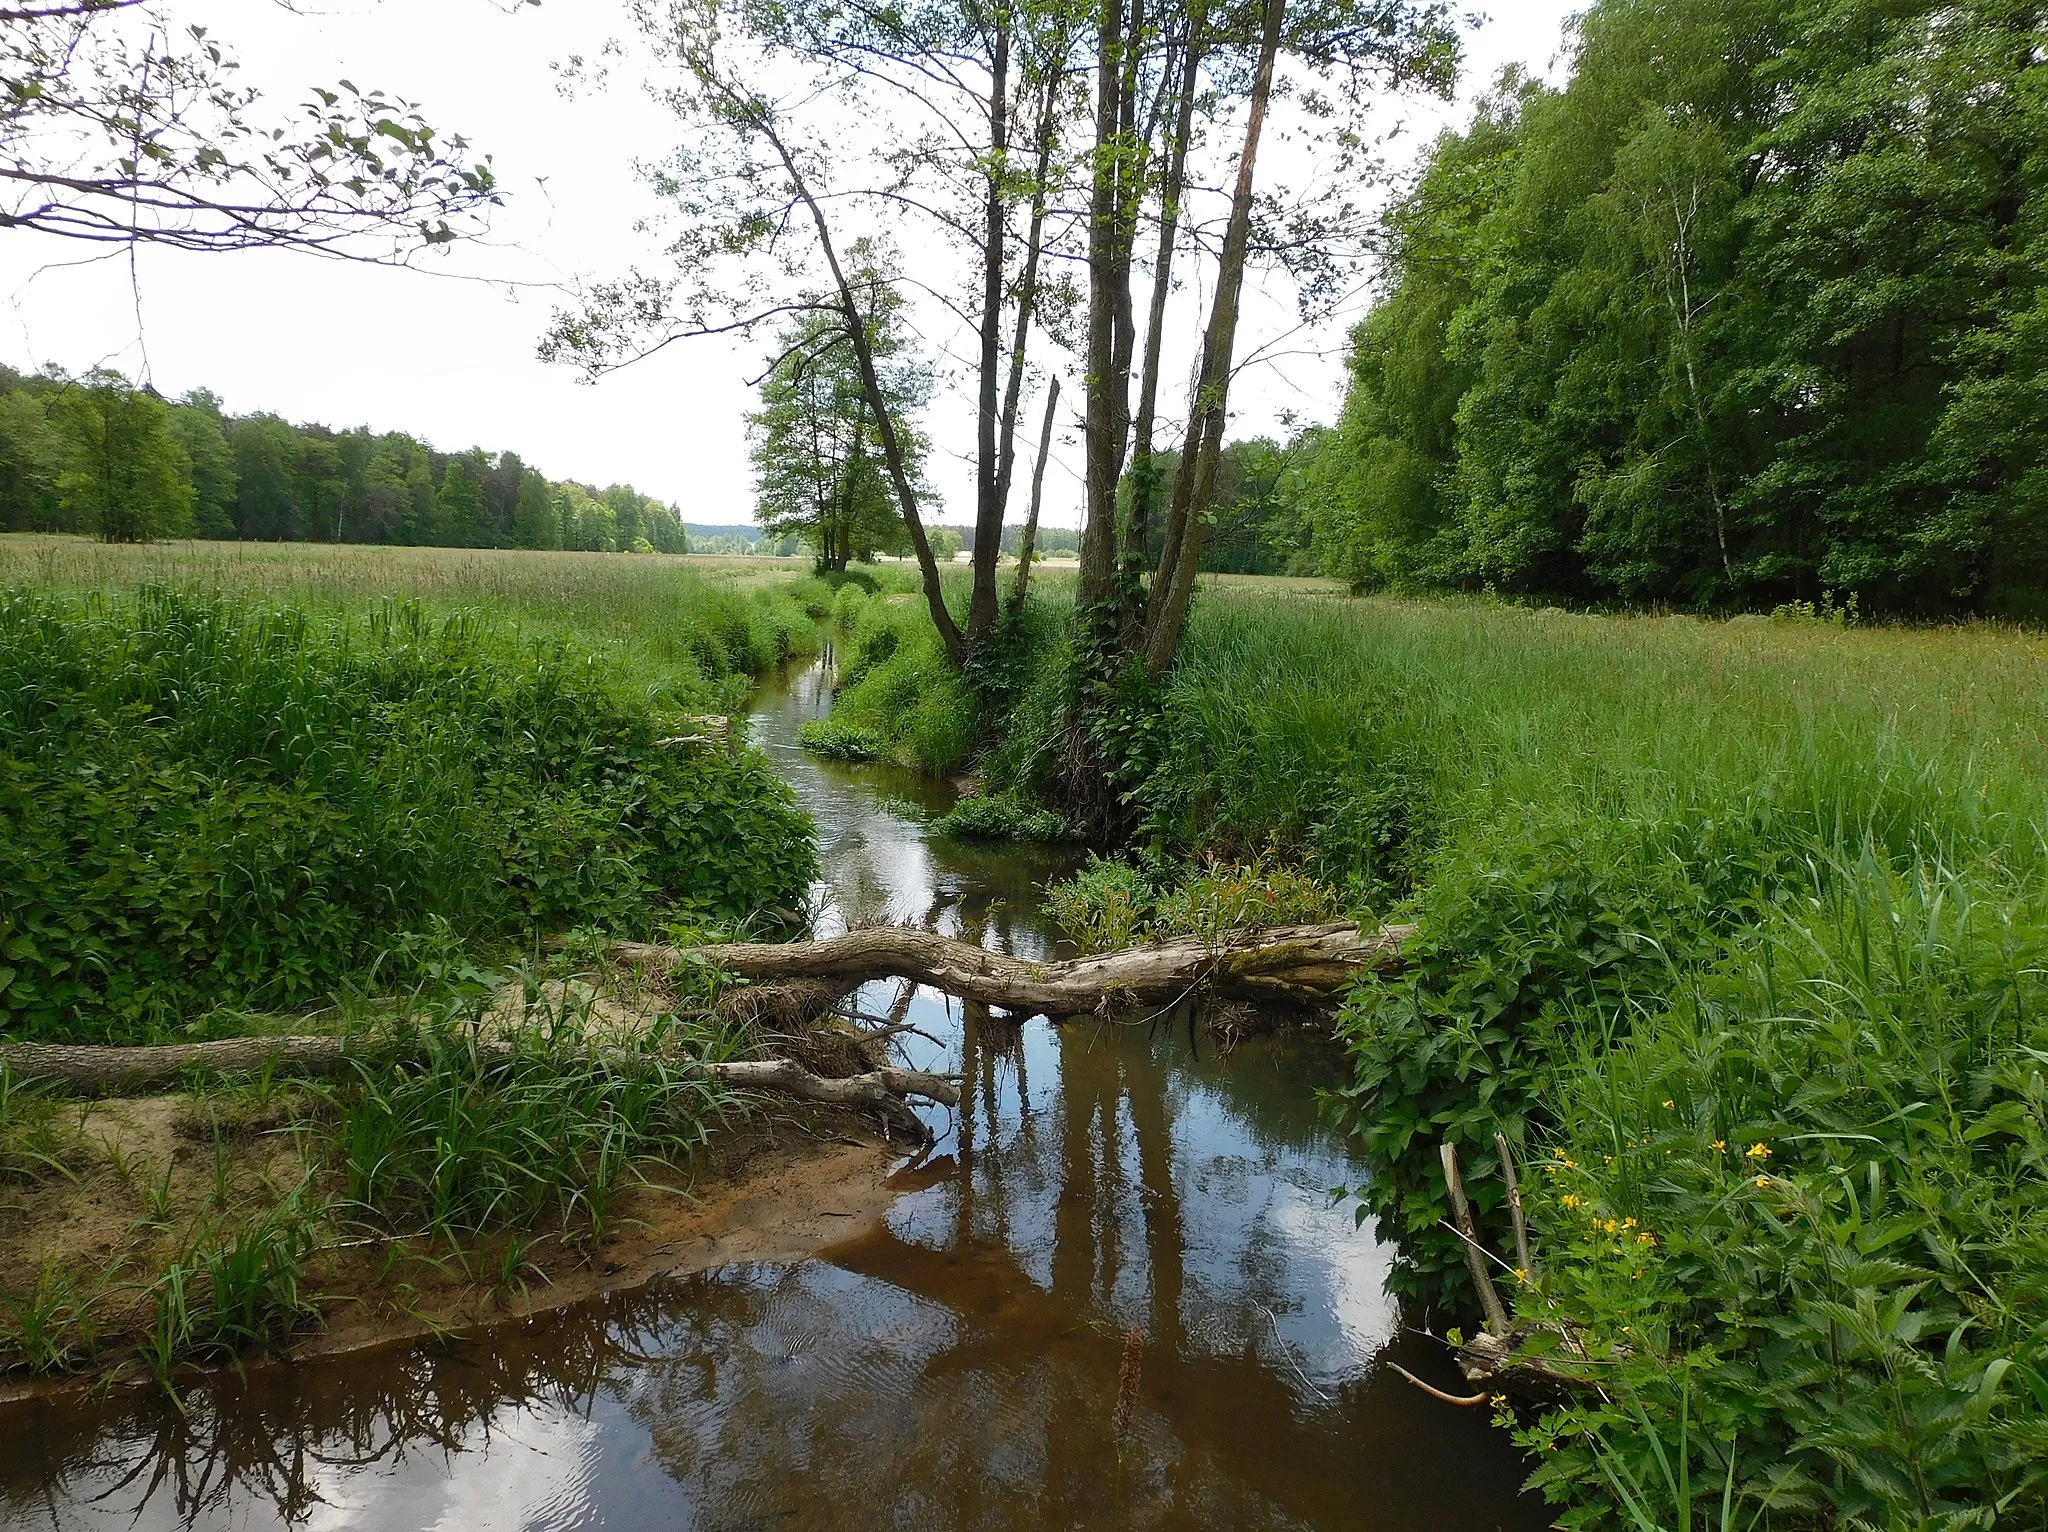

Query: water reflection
[0,652,1538,1531]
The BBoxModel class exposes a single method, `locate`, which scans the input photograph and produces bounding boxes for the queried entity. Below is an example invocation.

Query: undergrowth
[0,586,816,1043]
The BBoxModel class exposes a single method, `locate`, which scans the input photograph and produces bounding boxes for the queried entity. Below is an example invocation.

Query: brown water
[0,650,1542,1531]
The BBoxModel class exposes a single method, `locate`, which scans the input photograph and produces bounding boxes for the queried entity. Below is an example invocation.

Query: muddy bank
[0,1091,900,1406]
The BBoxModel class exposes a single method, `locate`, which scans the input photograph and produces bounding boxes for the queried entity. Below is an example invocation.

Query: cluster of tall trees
[748,276,931,570]
[0,365,687,553]
[547,0,1456,825]
[1303,0,2048,615]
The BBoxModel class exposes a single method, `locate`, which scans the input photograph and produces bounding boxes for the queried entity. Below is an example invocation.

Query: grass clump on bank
[0,971,773,1387]
[324,1007,741,1247]
[1045,853,1346,951]
[0,586,816,1044]
[932,795,1073,843]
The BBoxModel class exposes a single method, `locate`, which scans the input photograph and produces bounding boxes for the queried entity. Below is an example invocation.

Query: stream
[0,649,1541,1531]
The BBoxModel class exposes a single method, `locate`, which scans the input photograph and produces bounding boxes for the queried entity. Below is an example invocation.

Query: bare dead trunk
[1010,374,1060,613]
[1143,0,1284,679]
[612,920,1410,1015]
[0,1040,960,1114]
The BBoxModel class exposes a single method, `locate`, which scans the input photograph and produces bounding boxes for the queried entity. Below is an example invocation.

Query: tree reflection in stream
[0,652,1538,1531]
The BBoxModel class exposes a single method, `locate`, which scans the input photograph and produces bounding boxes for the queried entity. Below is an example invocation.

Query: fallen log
[0,1038,958,1114]
[609,920,1412,1016]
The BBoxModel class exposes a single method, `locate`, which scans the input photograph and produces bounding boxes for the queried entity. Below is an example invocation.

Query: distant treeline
[1295,0,2048,616]
[0,364,688,553]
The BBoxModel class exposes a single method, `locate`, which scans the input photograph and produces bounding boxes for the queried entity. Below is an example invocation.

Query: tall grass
[0,584,816,1042]
[0,535,826,702]
[321,1003,743,1247]
[802,578,985,774]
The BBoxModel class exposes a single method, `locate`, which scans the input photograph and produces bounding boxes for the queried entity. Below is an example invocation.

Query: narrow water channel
[0,650,1541,1531]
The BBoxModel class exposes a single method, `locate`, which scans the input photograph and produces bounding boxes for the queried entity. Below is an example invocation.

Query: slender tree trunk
[1121,9,1206,639]
[1142,0,1284,679]
[989,63,1064,592]
[968,6,1014,645]
[738,99,965,661]
[1010,375,1060,613]
[1077,0,1132,615]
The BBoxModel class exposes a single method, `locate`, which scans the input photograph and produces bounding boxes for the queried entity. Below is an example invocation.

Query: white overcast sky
[0,0,1581,529]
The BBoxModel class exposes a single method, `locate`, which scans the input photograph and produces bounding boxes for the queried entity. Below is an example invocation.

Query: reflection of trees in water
[0,1285,692,1528]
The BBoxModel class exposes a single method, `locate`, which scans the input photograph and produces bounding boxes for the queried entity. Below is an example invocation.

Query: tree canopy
[1301,0,2048,616]
[0,363,688,553]
[747,273,929,571]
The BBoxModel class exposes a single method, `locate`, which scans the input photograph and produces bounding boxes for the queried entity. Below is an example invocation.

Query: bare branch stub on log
[609,921,1412,1018]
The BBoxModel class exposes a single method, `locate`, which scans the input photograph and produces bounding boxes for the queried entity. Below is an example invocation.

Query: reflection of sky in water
[0,654,1536,1532]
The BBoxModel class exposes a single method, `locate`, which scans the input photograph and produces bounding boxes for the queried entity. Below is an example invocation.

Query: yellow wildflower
[1711,1140,1726,1153]
[1746,1142,1771,1160]
[1755,1175,1771,1187]
[1562,1194,1582,1209]
[1662,1100,1675,1109]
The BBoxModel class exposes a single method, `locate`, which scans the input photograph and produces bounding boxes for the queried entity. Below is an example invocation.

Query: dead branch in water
[607,920,1412,1017]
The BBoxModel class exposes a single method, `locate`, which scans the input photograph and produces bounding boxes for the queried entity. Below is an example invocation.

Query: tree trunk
[989,61,1064,622]
[1143,0,1284,679]
[1121,10,1207,638]
[611,920,1411,1016]
[1076,0,1134,614]
[733,96,966,662]
[0,1040,960,1114]
[967,6,1014,646]
[1010,375,1060,613]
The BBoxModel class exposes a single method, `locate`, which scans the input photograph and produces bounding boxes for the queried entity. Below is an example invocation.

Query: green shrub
[798,719,884,761]
[1045,853,1348,954]
[1508,861,2048,1529]
[0,588,816,1042]
[933,795,1073,843]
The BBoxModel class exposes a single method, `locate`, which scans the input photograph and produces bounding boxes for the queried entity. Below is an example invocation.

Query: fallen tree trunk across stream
[613,920,1413,1016]
[0,922,1408,1113]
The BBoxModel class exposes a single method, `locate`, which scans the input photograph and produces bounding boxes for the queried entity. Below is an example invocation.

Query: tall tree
[513,469,559,550]
[168,390,237,539]
[51,371,193,541]
[434,457,489,547]
[1313,0,2048,615]
[748,290,928,571]
[544,0,1081,664]
[0,383,61,532]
